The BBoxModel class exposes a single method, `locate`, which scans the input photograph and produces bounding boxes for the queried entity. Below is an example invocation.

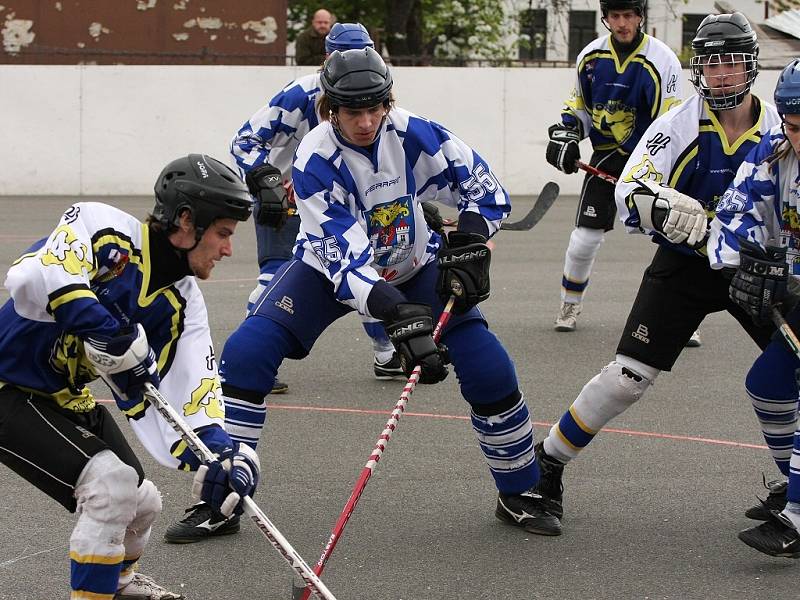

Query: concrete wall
[0,64,782,196]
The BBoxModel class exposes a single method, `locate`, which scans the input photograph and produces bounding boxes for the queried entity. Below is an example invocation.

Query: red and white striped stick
[294,296,456,600]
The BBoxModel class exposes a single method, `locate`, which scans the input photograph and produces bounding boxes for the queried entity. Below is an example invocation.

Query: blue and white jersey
[0,202,230,470]
[291,107,510,316]
[562,34,683,153]
[709,124,800,273]
[616,94,780,255]
[230,72,321,178]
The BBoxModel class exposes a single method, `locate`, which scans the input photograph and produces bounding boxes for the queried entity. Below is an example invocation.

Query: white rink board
[0,65,782,196]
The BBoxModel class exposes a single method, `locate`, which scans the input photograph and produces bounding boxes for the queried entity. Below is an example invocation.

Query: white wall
[0,64,781,196]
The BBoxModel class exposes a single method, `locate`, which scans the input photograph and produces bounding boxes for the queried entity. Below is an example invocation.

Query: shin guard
[561,227,604,304]
[545,357,656,462]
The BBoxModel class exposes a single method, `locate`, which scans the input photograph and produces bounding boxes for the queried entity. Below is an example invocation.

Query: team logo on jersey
[593,99,636,145]
[40,226,94,276]
[782,205,800,233]
[95,248,130,283]
[184,376,224,420]
[622,156,662,184]
[365,196,415,267]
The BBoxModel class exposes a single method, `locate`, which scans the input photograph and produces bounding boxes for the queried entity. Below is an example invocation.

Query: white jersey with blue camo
[291,107,510,316]
[709,123,800,273]
[230,72,321,177]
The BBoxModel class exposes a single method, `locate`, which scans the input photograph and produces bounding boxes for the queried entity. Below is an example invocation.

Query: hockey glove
[545,124,580,174]
[245,164,289,229]
[730,238,788,326]
[84,323,160,404]
[384,303,449,384]
[436,231,491,314]
[627,179,708,247]
[421,201,445,236]
[192,443,261,517]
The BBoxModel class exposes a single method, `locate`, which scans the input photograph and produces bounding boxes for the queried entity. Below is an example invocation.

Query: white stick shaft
[143,383,338,600]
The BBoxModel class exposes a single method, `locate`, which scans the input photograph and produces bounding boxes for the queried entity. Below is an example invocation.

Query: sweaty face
[606,9,641,45]
[783,114,800,158]
[187,218,237,280]
[335,104,387,147]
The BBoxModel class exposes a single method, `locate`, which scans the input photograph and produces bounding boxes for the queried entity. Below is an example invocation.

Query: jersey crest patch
[593,99,636,145]
[365,195,415,267]
[40,226,94,276]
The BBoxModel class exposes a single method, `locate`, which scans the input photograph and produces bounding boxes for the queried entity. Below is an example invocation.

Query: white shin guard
[71,450,139,567]
[122,479,162,568]
[545,355,659,462]
[562,227,605,303]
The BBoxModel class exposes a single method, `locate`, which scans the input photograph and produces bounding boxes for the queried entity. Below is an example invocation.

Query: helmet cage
[689,52,758,110]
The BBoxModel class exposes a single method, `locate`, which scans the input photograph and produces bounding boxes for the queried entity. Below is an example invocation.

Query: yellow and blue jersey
[1,202,230,469]
[616,94,780,255]
[562,33,683,154]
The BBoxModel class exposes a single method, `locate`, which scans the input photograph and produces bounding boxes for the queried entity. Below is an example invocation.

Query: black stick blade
[500,181,560,231]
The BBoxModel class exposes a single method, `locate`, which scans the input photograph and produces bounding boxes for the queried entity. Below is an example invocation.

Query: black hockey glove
[545,123,580,174]
[421,201,445,235]
[436,231,491,315]
[384,303,449,384]
[730,238,788,326]
[245,164,289,229]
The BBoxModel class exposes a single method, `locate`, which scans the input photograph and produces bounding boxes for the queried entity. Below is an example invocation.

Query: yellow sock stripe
[69,550,125,565]
[568,405,598,435]
[70,591,115,600]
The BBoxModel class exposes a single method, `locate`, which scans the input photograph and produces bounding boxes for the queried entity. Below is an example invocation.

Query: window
[682,14,706,54]
[569,11,597,62]
[519,9,547,60]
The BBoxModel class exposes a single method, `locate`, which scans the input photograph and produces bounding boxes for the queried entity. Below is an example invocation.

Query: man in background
[295,8,333,65]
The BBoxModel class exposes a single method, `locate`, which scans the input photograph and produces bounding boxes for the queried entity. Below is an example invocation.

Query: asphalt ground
[0,194,797,600]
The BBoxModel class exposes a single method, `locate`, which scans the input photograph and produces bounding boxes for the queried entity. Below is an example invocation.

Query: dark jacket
[295,26,326,66]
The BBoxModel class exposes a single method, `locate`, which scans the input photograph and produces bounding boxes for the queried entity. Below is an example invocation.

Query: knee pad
[586,357,656,420]
[128,479,162,533]
[567,227,605,261]
[74,450,138,526]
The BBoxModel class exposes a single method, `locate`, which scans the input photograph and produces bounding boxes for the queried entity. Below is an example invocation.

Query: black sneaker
[163,502,240,544]
[738,511,800,558]
[495,489,562,536]
[272,378,289,394]
[374,353,405,380]
[745,478,788,521]
[534,441,565,519]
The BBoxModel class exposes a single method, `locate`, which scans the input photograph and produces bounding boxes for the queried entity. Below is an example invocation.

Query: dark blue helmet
[775,59,800,115]
[325,23,374,53]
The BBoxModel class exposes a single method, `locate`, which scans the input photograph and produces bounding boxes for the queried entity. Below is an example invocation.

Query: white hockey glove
[84,323,160,404]
[627,179,707,246]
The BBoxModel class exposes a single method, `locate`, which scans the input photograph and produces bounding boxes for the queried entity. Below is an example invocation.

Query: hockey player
[0,154,260,598]
[533,13,783,531]
[547,0,685,334]
[708,58,800,557]
[219,46,560,537]
[231,22,404,394]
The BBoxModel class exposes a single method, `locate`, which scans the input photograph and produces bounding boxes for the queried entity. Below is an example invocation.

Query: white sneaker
[686,330,702,348]
[115,572,184,599]
[554,302,581,332]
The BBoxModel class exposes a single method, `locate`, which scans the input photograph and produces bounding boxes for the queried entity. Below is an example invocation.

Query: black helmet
[690,12,759,110]
[153,154,252,238]
[600,0,646,17]
[320,47,393,109]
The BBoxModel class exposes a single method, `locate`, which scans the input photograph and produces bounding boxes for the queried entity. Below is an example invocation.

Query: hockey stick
[141,383,338,600]
[292,296,456,600]
[576,160,618,184]
[441,181,560,231]
[771,306,800,359]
